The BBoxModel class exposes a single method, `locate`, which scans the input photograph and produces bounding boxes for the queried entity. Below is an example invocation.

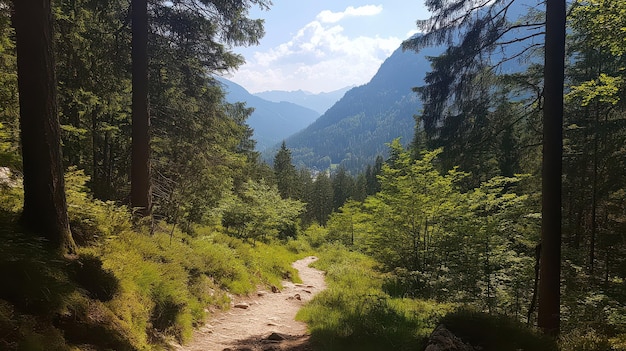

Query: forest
[1,0,626,350]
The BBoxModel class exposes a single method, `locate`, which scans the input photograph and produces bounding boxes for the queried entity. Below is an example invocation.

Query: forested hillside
[1,0,626,350]
[279,44,443,173]
[217,77,321,150]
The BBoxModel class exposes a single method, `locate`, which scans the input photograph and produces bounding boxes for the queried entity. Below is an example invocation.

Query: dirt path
[176,256,326,351]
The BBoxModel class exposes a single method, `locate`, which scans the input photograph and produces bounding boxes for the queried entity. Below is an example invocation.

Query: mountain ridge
[254,86,353,114]
[216,76,321,150]
[266,44,444,172]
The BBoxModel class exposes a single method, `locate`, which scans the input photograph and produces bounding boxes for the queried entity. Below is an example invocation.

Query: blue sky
[226,1,431,94]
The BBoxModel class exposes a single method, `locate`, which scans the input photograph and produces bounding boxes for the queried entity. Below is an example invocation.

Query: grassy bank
[0,172,310,350]
[296,243,454,351]
[297,241,557,351]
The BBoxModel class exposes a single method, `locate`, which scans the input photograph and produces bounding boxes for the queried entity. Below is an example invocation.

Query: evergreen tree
[13,0,77,255]
[273,141,297,199]
[365,155,383,195]
[130,0,151,217]
[311,171,334,226]
[332,166,354,210]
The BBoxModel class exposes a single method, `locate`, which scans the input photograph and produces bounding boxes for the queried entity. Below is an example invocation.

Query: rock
[303,289,312,294]
[271,285,281,293]
[424,325,475,351]
[257,290,267,297]
[287,294,302,301]
[266,332,287,341]
[233,302,250,309]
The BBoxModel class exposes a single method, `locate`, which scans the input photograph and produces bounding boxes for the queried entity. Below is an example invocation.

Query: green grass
[0,172,310,350]
[296,243,561,351]
[297,244,454,351]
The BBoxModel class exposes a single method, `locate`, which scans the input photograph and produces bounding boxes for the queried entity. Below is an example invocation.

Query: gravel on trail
[176,255,326,351]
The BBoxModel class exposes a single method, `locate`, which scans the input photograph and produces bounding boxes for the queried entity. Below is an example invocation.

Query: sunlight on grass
[297,243,454,351]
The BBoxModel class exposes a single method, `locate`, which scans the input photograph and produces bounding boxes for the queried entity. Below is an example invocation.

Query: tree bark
[13,0,77,255]
[538,0,566,336]
[131,0,152,217]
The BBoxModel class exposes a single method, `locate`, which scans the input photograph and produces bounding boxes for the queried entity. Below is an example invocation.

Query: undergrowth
[297,243,454,351]
[296,223,561,351]
[0,169,310,350]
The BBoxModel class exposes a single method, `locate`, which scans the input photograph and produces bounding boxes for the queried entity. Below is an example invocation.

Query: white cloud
[230,6,402,93]
[316,5,383,24]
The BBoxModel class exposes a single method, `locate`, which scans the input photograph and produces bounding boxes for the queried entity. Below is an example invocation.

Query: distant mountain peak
[262,44,445,173]
[254,86,353,115]
[215,76,320,151]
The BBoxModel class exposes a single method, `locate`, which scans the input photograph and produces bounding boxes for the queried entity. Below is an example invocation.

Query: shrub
[438,309,558,351]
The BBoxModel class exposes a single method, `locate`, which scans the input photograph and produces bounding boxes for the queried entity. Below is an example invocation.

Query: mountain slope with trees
[2,0,626,349]
[278,44,443,172]
[217,76,320,150]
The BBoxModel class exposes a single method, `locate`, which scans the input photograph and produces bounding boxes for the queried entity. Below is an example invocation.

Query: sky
[225,1,431,94]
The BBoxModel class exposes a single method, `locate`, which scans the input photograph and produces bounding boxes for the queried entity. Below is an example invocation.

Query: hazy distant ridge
[216,76,321,151]
[254,86,353,115]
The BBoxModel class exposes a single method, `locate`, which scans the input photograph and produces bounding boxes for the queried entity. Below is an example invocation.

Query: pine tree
[312,171,334,226]
[273,141,297,199]
[332,166,354,210]
[13,0,77,255]
[538,0,566,336]
[130,0,152,217]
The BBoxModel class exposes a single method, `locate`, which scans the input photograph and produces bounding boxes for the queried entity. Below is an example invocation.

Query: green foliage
[439,309,558,351]
[64,168,132,244]
[274,141,298,199]
[298,244,454,351]
[0,9,18,166]
[310,171,334,226]
[571,0,626,57]
[1,170,306,349]
[219,180,305,241]
[324,142,538,317]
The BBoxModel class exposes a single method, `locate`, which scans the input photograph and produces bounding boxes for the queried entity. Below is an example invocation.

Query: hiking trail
[176,255,326,351]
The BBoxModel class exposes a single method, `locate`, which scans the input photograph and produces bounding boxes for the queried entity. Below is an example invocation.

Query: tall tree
[332,166,354,210]
[130,0,151,217]
[537,0,566,336]
[131,0,270,218]
[274,141,297,199]
[13,0,76,255]
[311,171,334,226]
[404,0,567,334]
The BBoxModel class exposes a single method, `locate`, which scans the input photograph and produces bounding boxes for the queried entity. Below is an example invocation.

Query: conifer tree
[273,141,297,199]
[130,0,151,217]
[13,0,77,255]
[538,0,566,336]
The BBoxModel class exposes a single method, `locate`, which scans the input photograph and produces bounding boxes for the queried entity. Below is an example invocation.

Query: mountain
[216,77,320,150]
[254,86,353,115]
[269,44,444,172]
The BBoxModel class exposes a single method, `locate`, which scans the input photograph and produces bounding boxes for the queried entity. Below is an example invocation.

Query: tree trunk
[131,0,152,216]
[538,0,566,336]
[13,0,77,256]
